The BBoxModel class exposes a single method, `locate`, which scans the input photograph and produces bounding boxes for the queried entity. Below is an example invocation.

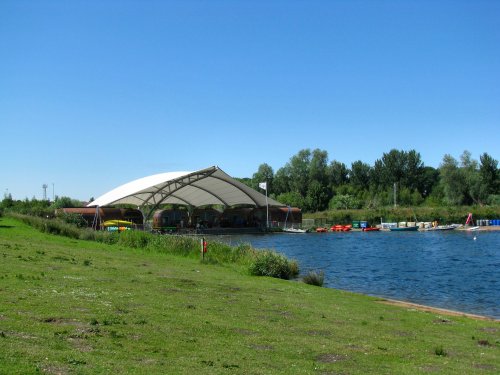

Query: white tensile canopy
[87,166,284,213]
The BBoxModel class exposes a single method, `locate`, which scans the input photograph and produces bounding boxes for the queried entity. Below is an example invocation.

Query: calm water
[219,230,500,319]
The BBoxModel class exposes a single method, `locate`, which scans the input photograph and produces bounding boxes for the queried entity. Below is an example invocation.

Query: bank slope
[0,217,498,374]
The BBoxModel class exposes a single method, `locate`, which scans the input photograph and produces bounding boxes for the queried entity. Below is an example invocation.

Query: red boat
[362,227,380,232]
[316,227,329,233]
[331,225,352,232]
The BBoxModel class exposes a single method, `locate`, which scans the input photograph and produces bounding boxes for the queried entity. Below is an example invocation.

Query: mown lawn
[0,217,498,374]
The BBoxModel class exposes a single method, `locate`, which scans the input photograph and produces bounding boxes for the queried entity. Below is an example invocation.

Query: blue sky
[1,0,499,201]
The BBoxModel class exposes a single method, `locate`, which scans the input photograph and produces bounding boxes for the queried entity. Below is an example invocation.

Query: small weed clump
[302,270,324,286]
[434,345,447,356]
[249,250,299,280]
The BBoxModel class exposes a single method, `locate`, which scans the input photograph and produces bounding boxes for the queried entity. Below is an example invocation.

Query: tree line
[240,149,500,212]
[2,149,498,217]
[0,195,82,218]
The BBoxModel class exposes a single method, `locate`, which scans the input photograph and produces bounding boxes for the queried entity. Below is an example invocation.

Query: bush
[59,213,87,228]
[249,250,299,280]
[117,230,151,248]
[434,345,447,357]
[302,270,325,287]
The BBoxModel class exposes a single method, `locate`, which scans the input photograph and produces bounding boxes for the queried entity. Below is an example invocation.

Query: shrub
[249,250,299,280]
[117,230,150,248]
[434,345,447,357]
[302,270,324,287]
[59,213,87,228]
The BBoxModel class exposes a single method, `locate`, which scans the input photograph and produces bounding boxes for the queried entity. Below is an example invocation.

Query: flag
[258,182,267,190]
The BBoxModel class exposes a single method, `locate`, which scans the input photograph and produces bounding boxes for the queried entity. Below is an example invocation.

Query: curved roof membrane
[87,166,284,209]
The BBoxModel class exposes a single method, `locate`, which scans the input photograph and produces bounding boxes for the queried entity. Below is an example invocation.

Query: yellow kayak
[103,220,134,227]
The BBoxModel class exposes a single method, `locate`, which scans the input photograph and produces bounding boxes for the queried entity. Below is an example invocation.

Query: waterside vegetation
[243,148,499,213]
[0,216,499,374]
[7,213,299,280]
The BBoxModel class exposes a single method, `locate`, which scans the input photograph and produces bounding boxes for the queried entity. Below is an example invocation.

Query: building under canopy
[87,166,284,224]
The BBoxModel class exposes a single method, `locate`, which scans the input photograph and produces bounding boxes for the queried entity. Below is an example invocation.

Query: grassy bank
[0,217,499,374]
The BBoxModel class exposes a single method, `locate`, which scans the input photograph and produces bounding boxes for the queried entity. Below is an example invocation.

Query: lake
[218,230,500,319]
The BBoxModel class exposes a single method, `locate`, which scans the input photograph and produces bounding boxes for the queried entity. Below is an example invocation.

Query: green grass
[0,216,499,374]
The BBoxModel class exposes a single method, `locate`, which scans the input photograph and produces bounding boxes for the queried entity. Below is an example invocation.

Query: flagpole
[265,184,269,229]
[259,181,269,229]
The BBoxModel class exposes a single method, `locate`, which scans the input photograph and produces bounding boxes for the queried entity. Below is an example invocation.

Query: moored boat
[316,227,329,233]
[362,227,380,232]
[283,227,308,233]
[425,224,460,231]
[389,226,419,232]
[331,224,352,232]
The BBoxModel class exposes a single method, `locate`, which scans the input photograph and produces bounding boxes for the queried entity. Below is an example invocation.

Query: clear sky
[1,0,499,201]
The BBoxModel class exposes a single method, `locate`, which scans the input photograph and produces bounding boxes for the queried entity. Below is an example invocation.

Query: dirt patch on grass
[232,328,255,335]
[391,330,413,337]
[377,299,499,322]
[419,365,442,372]
[250,344,274,351]
[474,363,497,371]
[162,287,182,293]
[433,318,453,324]
[316,353,347,363]
[39,363,70,375]
[480,326,499,333]
[306,330,332,337]
[68,337,93,352]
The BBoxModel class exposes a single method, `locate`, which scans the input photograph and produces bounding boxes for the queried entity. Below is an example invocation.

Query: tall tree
[479,152,499,195]
[418,166,440,198]
[372,149,424,193]
[309,149,329,187]
[350,160,371,189]
[251,163,274,192]
[439,154,467,205]
[306,180,330,212]
[459,150,484,204]
[273,165,291,195]
[289,149,311,197]
[328,160,349,188]
[404,149,425,191]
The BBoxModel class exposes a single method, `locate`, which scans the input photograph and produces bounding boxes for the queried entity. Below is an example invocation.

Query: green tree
[439,154,467,205]
[328,160,349,187]
[375,149,424,191]
[479,152,499,196]
[276,191,305,209]
[305,180,330,212]
[51,196,82,209]
[404,150,425,192]
[329,194,360,210]
[288,149,312,197]
[459,151,485,205]
[418,166,440,198]
[1,193,14,209]
[309,149,329,187]
[251,163,274,192]
[350,160,371,189]
[273,165,291,195]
